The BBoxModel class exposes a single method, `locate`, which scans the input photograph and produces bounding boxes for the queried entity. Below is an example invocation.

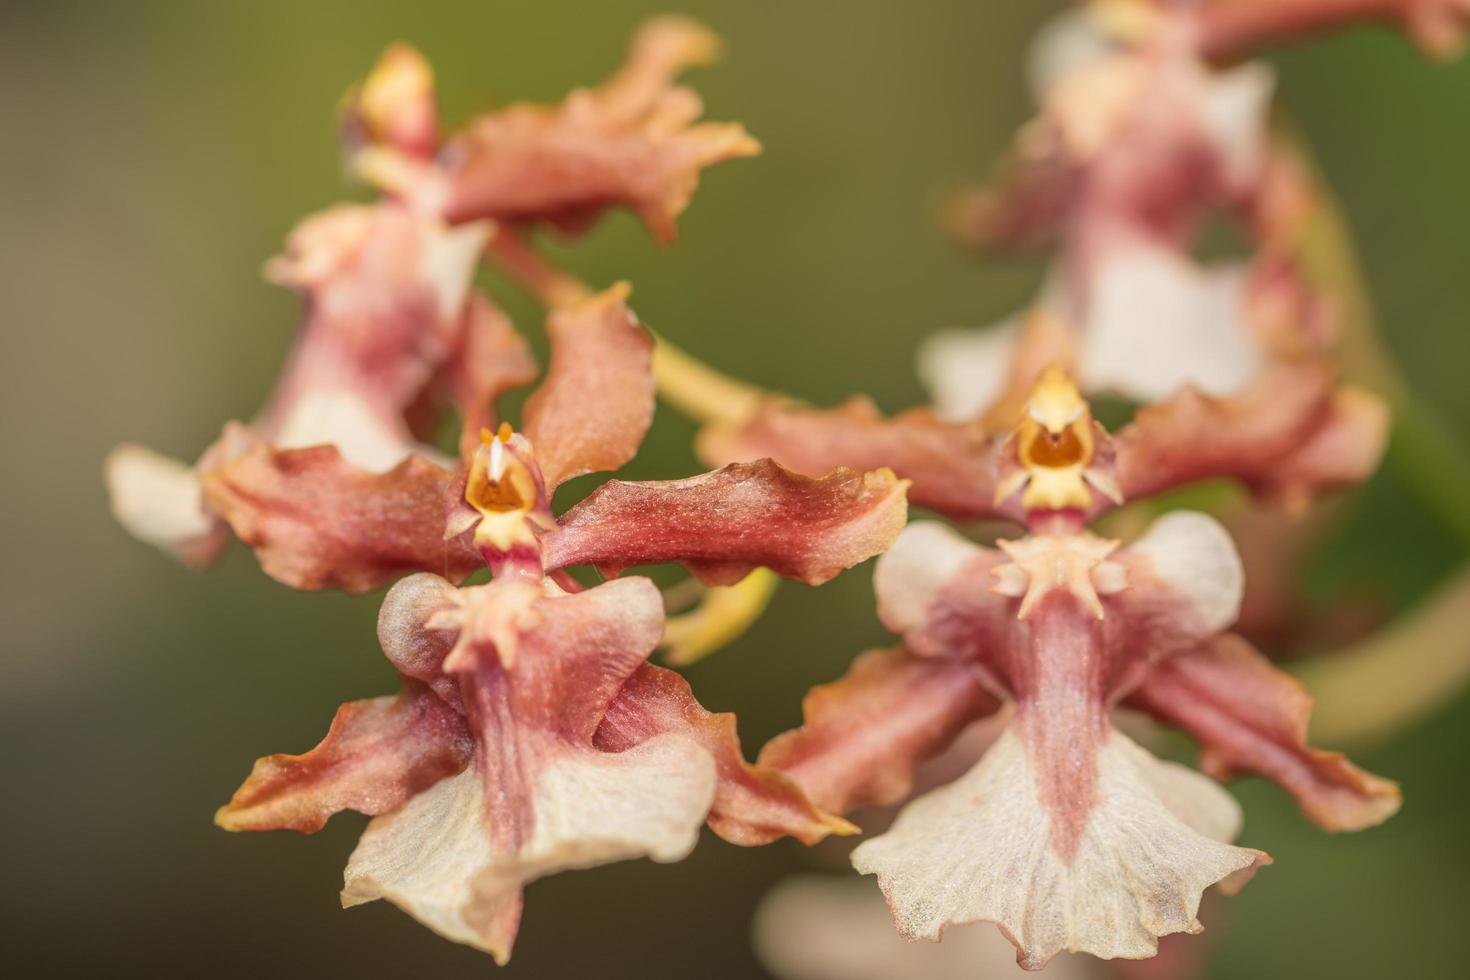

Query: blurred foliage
[2,1,1468,977]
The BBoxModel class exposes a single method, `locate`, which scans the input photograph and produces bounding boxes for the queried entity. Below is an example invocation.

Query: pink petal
[596,663,852,846]
[873,522,1011,664]
[543,459,909,586]
[1111,363,1386,510]
[200,444,481,593]
[215,681,472,833]
[437,18,758,243]
[1126,634,1402,831]
[258,202,488,472]
[520,285,654,489]
[700,398,1006,522]
[758,646,999,816]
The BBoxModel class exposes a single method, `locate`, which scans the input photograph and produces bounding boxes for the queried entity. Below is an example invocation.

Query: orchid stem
[650,333,767,427]
[1295,566,1470,745]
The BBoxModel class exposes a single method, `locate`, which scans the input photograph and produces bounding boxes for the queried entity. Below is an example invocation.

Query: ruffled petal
[434,17,758,243]
[851,726,1265,968]
[699,399,1003,522]
[216,681,472,833]
[596,663,851,846]
[200,444,481,593]
[520,285,654,489]
[543,459,908,585]
[758,646,999,816]
[341,735,715,964]
[1127,634,1401,831]
[1110,362,1386,509]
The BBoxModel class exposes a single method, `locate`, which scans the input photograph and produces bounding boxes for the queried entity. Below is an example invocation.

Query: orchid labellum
[756,370,1399,968]
[213,284,907,962]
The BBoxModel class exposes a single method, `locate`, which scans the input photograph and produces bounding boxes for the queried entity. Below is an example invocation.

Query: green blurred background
[4,1,1469,977]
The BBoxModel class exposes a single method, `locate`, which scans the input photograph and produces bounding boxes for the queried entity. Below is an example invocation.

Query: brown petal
[596,664,852,846]
[544,459,908,586]
[1111,362,1384,510]
[700,397,1006,522]
[438,18,757,242]
[200,444,481,593]
[425,293,537,458]
[520,285,654,489]
[1126,634,1402,831]
[216,681,472,833]
[758,647,999,816]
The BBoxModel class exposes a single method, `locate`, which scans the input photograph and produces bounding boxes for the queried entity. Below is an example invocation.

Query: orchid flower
[753,370,1398,968]
[213,284,908,962]
[105,17,754,579]
[346,16,760,245]
[103,201,512,569]
[923,0,1465,418]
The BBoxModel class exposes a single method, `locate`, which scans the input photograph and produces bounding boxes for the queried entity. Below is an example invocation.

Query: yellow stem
[660,568,780,666]
[650,332,768,427]
[1296,566,1470,746]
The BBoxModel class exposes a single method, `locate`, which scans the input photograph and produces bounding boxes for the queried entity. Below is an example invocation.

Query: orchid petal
[200,445,480,593]
[699,399,1001,521]
[521,285,654,489]
[596,664,852,846]
[436,17,758,243]
[759,646,999,816]
[216,682,472,833]
[544,459,908,585]
[1127,634,1401,831]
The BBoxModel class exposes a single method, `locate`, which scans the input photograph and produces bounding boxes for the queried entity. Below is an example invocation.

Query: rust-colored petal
[216,681,472,833]
[543,459,908,586]
[1193,0,1470,61]
[426,293,537,458]
[1110,362,1386,511]
[520,285,654,489]
[1126,634,1402,831]
[596,664,851,846]
[758,646,1000,816]
[699,398,1005,522]
[436,17,758,243]
[200,444,481,593]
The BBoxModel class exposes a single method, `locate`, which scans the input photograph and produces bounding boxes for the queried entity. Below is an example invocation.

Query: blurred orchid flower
[214,285,906,961]
[923,0,1467,419]
[105,202,522,569]
[345,16,760,244]
[753,371,1397,968]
